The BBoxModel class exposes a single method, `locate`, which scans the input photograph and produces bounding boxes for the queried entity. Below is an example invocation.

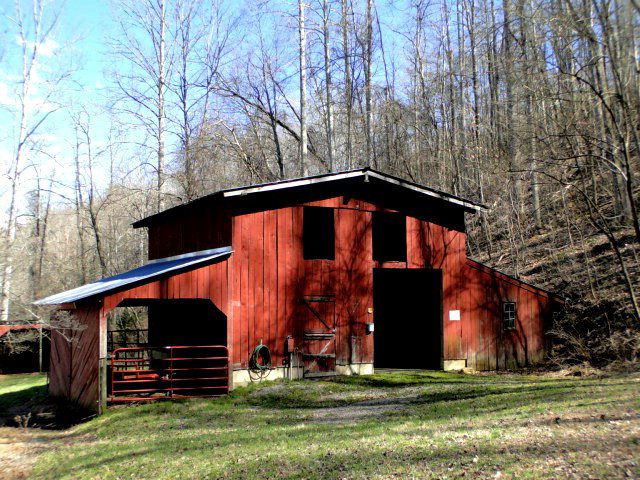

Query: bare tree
[299,0,309,175]
[111,0,171,212]
[341,0,353,168]
[1,0,65,323]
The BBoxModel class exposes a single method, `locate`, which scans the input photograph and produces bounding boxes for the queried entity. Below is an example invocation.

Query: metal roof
[133,168,487,228]
[34,247,233,306]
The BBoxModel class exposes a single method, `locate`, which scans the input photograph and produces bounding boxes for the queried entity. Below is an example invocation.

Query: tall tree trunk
[157,0,167,212]
[342,0,353,169]
[365,0,374,167]
[322,0,335,171]
[299,0,308,175]
[74,129,88,285]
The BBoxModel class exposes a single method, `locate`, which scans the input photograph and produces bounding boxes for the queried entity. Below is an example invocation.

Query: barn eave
[33,246,233,306]
[132,168,488,229]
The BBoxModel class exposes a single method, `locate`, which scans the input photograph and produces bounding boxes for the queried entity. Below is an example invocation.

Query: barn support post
[98,307,108,413]
[38,325,43,373]
[98,357,107,414]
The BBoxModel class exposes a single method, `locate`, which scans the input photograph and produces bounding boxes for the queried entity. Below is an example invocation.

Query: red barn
[36,169,561,411]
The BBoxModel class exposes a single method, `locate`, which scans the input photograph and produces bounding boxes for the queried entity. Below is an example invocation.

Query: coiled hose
[249,343,272,372]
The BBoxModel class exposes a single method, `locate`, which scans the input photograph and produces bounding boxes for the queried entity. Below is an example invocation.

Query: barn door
[301,295,336,377]
[373,269,442,369]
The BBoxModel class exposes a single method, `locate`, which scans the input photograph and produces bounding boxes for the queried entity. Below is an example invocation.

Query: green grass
[22,371,640,479]
[0,373,47,414]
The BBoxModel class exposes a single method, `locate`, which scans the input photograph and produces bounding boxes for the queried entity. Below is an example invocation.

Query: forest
[0,0,638,367]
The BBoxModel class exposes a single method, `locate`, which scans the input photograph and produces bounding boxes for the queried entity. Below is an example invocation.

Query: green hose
[249,343,272,371]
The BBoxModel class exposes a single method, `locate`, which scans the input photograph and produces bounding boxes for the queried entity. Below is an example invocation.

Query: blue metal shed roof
[34,247,233,305]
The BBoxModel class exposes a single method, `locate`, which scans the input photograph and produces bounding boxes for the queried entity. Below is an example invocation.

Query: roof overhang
[221,169,486,211]
[34,247,233,306]
[133,168,487,228]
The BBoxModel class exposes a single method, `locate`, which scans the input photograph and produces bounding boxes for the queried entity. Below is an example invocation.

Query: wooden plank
[253,212,265,351]
[276,208,288,367]
[283,207,296,366]
[239,215,250,367]
[230,215,242,366]
[360,210,374,363]
[264,210,277,356]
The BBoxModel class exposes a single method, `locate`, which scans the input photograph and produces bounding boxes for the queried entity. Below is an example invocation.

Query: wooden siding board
[275,208,287,366]
[264,210,278,359]
[49,306,101,410]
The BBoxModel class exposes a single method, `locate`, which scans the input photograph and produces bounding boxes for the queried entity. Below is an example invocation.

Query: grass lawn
[2,371,639,479]
[0,373,47,414]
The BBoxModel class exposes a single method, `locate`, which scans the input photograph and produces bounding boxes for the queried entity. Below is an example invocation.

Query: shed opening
[107,299,228,402]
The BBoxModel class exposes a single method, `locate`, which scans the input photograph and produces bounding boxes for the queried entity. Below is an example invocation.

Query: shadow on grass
[0,384,48,413]
[0,384,96,429]
[238,374,612,411]
[30,373,640,478]
[328,371,471,388]
[37,395,639,480]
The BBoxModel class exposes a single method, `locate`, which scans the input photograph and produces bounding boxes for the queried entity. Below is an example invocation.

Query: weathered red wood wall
[147,204,230,260]
[101,260,229,314]
[49,305,101,409]
[140,192,552,371]
[226,196,469,369]
[464,259,551,370]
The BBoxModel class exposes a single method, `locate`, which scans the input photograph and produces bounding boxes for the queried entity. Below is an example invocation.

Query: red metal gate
[301,295,336,377]
[110,345,229,402]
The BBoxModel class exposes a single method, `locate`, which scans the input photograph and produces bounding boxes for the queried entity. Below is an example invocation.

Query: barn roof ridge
[132,167,488,228]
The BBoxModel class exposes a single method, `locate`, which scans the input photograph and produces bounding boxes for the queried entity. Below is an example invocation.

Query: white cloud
[0,80,18,109]
[15,36,59,58]
[38,38,59,57]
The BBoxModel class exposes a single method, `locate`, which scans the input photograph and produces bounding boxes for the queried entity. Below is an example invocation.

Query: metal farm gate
[110,345,229,402]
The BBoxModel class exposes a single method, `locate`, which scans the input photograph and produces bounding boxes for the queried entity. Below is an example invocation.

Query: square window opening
[503,301,517,330]
[372,212,407,262]
[303,206,335,260]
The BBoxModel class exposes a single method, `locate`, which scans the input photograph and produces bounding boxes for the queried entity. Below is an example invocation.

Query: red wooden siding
[226,195,552,371]
[101,260,229,315]
[52,187,557,410]
[228,195,464,369]
[148,203,231,260]
[49,305,101,409]
[464,259,552,369]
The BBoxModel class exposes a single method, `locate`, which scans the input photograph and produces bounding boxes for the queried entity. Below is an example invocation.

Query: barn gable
[136,168,486,260]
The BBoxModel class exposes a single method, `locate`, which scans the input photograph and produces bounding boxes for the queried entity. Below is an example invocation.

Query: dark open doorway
[373,269,442,369]
[147,299,227,347]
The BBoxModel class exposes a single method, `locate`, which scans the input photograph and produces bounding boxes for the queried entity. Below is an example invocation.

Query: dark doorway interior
[373,269,442,369]
[147,299,227,346]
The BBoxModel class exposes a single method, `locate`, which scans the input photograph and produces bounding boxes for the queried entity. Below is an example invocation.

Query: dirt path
[0,427,57,480]
[309,392,419,423]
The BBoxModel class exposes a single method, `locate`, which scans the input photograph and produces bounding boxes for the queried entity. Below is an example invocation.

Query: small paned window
[503,301,517,330]
[303,207,335,260]
[372,212,407,262]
